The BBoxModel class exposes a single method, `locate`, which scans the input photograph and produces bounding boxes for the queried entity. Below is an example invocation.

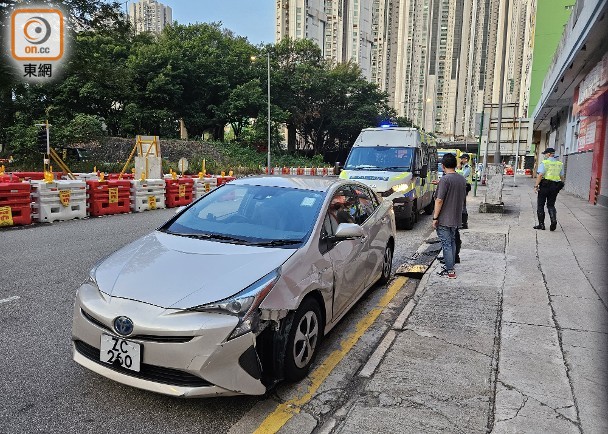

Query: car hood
[94,231,296,309]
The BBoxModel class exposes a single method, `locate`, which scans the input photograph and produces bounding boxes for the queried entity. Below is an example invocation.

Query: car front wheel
[284,298,322,381]
[378,242,394,284]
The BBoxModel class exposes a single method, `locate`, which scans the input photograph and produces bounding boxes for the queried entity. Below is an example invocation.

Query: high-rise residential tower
[276,0,375,80]
[277,0,535,141]
[129,0,173,35]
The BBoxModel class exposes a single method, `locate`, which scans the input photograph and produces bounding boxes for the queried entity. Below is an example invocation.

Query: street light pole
[494,0,510,163]
[267,51,271,170]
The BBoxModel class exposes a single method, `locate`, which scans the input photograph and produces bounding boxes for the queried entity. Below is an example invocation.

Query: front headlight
[192,269,280,339]
[79,267,100,294]
[393,182,414,193]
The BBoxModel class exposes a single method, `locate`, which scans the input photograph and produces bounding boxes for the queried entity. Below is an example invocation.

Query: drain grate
[396,241,442,277]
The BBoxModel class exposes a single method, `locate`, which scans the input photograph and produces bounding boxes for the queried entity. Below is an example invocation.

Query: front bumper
[389,196,413,221]
[71,283,266,397]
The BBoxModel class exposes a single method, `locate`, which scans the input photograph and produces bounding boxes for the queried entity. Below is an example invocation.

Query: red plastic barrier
[86,180,131,217]
[10,171,62,181]
[0,181,31,226]
[0,173,21,183]
[107,173,135,180]
[165,178,194,208]
[216,176,236,186]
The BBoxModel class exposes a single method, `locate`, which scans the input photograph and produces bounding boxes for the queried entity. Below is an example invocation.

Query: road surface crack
[536,232,583,433]
[496,381,579,427]
[406,328,492,358]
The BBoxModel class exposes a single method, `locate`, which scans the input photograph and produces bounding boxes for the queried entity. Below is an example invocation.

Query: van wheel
[403,201,417,230]
[284,298,322,382]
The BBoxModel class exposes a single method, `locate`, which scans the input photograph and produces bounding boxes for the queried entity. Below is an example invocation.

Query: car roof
[229,175,354,192]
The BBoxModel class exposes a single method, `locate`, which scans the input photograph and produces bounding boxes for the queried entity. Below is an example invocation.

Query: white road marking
[0,296,20,304]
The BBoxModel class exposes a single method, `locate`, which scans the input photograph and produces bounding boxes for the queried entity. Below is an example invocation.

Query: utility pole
[474,110,484,197]
[494,0,510,164]
[267,51,271,170]
[35,121,50,170]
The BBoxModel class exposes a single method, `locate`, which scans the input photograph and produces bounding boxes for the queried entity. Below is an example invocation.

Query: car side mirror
[334,223,364,239]
[420,164,428,179]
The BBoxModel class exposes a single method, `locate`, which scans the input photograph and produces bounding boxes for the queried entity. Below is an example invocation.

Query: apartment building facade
[276,0,375,80]
[129,0,173,35]
[278,0,535,143]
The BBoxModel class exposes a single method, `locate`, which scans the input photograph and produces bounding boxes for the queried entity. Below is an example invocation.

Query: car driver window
[353,186,378,224]
[327,188,356,233]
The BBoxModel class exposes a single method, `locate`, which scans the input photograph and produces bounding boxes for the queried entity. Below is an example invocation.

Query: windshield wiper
[251,239,302,247]
[382,166,411,170]
[348,164,382,170]
[177,233,248,243]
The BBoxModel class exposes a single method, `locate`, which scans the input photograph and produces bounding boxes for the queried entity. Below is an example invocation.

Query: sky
[126,0,275,45]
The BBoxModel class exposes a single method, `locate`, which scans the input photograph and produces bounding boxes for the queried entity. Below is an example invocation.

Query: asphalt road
[0,208,432,434]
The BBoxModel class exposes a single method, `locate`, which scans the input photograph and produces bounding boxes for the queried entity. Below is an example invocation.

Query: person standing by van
[432,153,467,278]
[457,153,472,229]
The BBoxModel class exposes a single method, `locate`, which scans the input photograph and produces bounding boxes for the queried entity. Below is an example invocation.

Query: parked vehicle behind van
[340,127,438,229]
[437,148,461,179]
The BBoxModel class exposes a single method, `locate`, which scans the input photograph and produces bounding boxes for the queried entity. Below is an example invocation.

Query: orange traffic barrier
[0,180,32,226]
[87,179,131,217]
[216,176,236,187]
[165,178,194,208]
[10,171,62,181]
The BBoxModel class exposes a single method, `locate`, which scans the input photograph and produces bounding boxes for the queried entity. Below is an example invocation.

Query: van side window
[415,148,424,171]
[429,149,438,171]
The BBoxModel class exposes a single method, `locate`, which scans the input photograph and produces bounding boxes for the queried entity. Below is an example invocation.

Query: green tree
[270,38,326,152]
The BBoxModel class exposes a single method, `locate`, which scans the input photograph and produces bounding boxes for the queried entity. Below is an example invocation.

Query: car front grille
[81,309,193,343]
[74,340,213,388]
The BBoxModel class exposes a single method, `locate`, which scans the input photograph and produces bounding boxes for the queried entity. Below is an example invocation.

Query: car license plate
[100,334,141,372]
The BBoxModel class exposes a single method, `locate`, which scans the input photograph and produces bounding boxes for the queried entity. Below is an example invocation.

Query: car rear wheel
[284,298,322,381]
[378,242,394,284]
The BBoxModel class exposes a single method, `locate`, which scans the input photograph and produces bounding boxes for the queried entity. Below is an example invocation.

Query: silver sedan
[71,176,396,397]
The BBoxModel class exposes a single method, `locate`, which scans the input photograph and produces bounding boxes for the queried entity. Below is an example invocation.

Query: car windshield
[344,146,414,171]
[161,184,325,246]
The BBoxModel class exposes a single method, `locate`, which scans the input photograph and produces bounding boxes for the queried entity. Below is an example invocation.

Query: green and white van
[340,127,438,229]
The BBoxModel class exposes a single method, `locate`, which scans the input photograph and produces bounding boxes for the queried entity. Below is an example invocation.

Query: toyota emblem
[113,316,134,336]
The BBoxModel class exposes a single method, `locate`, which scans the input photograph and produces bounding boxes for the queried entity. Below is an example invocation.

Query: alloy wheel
[293,311,319,369]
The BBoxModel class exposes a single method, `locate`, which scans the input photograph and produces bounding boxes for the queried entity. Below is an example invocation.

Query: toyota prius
[71,176,396,397]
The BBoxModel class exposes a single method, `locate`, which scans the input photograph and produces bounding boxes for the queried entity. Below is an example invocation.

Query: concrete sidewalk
[330,176,608,433]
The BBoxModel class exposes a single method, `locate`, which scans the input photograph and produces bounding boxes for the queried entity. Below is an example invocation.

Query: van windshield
[344,146,414,172]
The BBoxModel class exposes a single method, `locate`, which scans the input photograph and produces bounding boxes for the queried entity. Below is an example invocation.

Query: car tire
[378,242,394,284]
[284,298,322,382]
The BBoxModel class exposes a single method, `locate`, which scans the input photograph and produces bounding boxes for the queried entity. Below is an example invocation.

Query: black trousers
[537,181,560,224]
[462,183,471,225]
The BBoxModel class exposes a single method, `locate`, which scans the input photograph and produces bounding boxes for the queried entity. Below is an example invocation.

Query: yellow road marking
[253,276,408,434]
